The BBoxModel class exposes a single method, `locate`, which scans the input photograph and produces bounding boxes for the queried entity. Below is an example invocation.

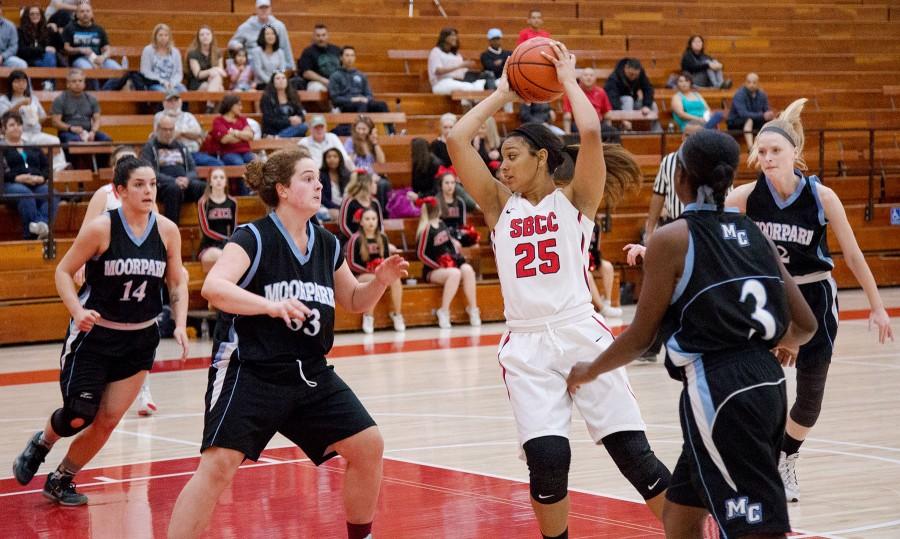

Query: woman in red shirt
[203,94,257,167]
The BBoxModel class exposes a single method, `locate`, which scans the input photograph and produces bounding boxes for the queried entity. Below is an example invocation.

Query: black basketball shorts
[201,359,377,463]
[59,322,159,404]
[666,350,791,538]
[796,277,839,370]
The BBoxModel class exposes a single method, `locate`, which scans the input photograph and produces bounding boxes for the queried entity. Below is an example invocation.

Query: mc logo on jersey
[725,496,762,524]
[721,223,750,246]
[509,212,558,238]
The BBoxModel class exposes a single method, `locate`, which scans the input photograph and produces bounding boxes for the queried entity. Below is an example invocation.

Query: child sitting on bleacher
[436,170,479,247]
[226,48,255,91]
[415,196,480,329]
[339,169,384,240]
[345,207,406,334]
[197,168,237,273]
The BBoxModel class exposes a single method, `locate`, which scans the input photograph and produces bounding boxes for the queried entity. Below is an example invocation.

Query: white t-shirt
[427,47,467,87]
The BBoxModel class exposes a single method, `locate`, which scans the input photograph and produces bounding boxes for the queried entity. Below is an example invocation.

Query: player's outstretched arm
[447,71,516,229]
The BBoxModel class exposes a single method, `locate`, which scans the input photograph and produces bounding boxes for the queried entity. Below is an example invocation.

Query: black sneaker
[13,431,50,485]
[43,473,88,506]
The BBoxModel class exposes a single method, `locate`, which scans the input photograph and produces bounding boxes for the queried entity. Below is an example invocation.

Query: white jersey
[102,183,121,211]
[492,189,595,324]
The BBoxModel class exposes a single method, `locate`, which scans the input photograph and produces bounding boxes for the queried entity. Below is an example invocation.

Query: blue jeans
[33,51,57,67]
[192,152,225,166]
[704,111,725,129]
[58,130,112,144]
[3,56,27,68]
[3,181,59,238]
[221,152,256,166]
[148,83,187,93]
[277,124,308,138]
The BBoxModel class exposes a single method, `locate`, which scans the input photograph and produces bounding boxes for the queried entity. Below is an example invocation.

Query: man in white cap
[298,114,351,169]
[480,28,510,79]
[228,0,294,66]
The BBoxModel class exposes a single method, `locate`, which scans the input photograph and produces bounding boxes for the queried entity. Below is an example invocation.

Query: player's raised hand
[540,40,576,86]
[623,244,647,266]
[375,255,410,286]
[869,307,894,344]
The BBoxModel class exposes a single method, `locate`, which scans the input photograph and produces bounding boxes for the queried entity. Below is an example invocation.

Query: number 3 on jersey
[514,239,560,278]
[740,279,776,340]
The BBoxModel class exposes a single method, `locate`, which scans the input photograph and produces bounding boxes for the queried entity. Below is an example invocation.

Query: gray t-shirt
[50,91,99,130]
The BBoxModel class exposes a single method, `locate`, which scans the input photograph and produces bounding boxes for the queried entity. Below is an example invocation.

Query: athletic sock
[37,432,54,450]
[782,433,803,456]
[543,529,568,539]
[51,457,82,481]
[347,521,372,539]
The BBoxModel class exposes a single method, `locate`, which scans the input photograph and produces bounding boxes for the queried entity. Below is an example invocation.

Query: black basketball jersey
[440,196,466,229]
[745,172,833,277]
[346,231,389,274]
[660,205,789,380]
[212,212,342,367]
[198,195,237,250]
[81,208,167,323]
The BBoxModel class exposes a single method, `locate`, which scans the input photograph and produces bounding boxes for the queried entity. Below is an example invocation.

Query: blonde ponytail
[748,98,808,171]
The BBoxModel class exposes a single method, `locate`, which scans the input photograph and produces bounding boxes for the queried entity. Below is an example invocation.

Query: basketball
[506,37,565,103]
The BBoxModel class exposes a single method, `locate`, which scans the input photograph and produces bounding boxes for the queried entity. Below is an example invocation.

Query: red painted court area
[1,448,663,538]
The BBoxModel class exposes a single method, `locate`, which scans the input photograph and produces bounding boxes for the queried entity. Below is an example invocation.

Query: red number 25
[514,239,560,278]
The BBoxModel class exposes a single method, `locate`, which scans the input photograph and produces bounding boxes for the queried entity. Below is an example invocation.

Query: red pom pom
[438,253,457,268]
[366,257,383,273]
[355,168,367,175]
[461,224,480,244]
[415,196,438,208]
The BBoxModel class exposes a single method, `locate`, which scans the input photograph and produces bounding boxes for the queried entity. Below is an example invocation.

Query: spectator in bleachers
[140,24,186,93]
[61,2,121,71]
[296,23,341,93]
[196,167,237,273]
[0,7,26,68]
[428,28,495,95]
[344,115,385,173]
[516,9,550,45]
[260,71,307,138]
[480,28,510,79]
[319,147,351,221]
[249,25,290,91]
[429,112,456,166]
[17,6,57,69]
[339,169,384,239]
[415,196,480,329]
[51,68,112,146]
[0,70,67,171]
[587,213,623,319]
[154,89,224,167]
[727,72,775,148]
[520,103,563,136]
[141,114,207,224]
[472,119,500,164]
[2,110,57,239]
[410,137,441,197]
[44,0,78,31]
[202,94,257,177]
[345,206,406,334]
[680,34,731,89]
[562,67,614,135]
[671,72,724,131]
[186,25,227,93]
[605,57,661,132]
[329,46,391,116]
[227,0,293,67]
[225,48,255,91]
[436,171,471,243]
[299,114,352,169]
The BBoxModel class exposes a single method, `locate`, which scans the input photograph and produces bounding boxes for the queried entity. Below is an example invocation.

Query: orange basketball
[506,37,564,104]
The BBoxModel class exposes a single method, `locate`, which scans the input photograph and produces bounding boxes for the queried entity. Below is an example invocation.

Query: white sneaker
[389,312,406,332]
[137,384,157,416]
[779,451,800,502]
[466,306,481,327]
[435,308,451,329]
[600,301,623,318]
[362,314,375,334]
[28,221,49,239]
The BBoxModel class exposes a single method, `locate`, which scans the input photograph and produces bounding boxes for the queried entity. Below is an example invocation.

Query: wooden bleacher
[1,0,899,344]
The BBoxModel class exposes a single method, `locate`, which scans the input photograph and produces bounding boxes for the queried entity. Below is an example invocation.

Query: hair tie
[695,184,715,205]
[352,208,364,222]
[759,125,796,147]
[434,165,456,179]
[415,196,438,207]
[355,168,367,175]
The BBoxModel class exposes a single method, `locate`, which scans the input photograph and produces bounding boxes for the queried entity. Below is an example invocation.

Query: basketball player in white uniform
[448,42,670,539]
[77,146,159,415]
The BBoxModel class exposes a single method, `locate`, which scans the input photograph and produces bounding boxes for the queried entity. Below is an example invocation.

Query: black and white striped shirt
[652,152,683,220]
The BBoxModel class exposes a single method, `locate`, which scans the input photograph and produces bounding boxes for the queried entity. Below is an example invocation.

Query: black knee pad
[50,396,100,437]
[602,430,671,499]
[790,362,830,428]
[523,435,570,505]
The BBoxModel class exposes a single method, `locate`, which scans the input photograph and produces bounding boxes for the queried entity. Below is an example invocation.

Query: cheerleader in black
[197,168,238,273]
[415,196,480,329]
[167,148,408,539]
[338,169,384,240]
[346,207,406,333]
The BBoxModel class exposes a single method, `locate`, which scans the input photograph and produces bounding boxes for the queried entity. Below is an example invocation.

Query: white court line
[360,384,505,401]
[831,359,900,370]
[815,518,900,536]
[93,476,116,483]
[113,428,202,447]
